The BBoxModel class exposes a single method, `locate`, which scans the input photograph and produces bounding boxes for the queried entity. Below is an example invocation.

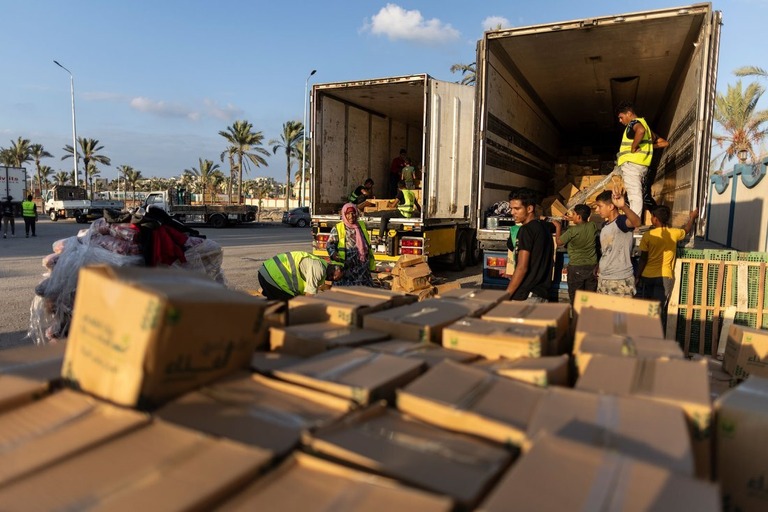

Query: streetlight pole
[53,60,79,187]
[301,69,316,208]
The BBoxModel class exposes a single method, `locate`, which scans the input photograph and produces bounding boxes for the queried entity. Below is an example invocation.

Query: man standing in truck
[616,102,668,220]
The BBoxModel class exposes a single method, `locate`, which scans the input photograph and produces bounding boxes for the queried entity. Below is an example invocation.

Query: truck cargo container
[0,166,28,216]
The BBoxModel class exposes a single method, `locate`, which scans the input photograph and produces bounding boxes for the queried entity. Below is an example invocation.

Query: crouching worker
[349,178,375,210]
[258,251,343,300]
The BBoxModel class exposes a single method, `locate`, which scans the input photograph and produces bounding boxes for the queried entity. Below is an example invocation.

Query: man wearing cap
[258,250,343,300]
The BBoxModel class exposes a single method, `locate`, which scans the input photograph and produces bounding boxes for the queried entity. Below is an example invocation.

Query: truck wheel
[49,211,58,222]
[296,219,308,228]
[452,231,469,271]
[209,214,227,229]
[468,232,481,266]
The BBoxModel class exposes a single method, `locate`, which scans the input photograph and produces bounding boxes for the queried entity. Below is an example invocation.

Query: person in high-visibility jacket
[326,203,375,287]
[21,194,37,238]
[257,251,343,300]
[616,101,668,220]
[348,178,375,208]
[369,180,422,254]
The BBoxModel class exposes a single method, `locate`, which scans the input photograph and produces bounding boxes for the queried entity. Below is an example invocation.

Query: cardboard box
[0,420,272,511]
[395,254,427,268]
[0,389,150,486]
[559,183,580,202]
[574,290,662,318]
[272,347,424,405]
[715,376,768,512]
[0,340,67,382]
[526,386,694,475]
[442,317,548,359]
[363,340,480,368]
[303,402,512,508]
[396,262,432,291]
[574,334,684,375]
[436,287,510,307]
[576,355,712,479]
[250,351,305,374]
[397,360,546,446]
[542,196,568,217]
[63,265,275,409]
[473,355,570,387]
[574,308,664,353]
[481,302,571,355]
[287,292,392,327]
[480,435,720,512]
[433,281,462,295]
[269,322,390,357]
[0,374,52,413]
[218,453,453,511]
[363,299,475,344]
[328,285,417,308]
[723,324,768,379]
[156,372,355,457]
[690,354,737,402]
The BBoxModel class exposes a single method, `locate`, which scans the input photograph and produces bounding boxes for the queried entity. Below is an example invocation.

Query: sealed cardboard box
[0,420,272,511]
[574,334,684,375]
[363,339,480,368]
[396,262,432,291]
[690,354,736,401]
[269,322,390,357]
[576,355,712,479]
[559,183,580,202]
[272,347,424,405]
[433,281,462,295]
[395,254,426,268]
[480,435,720,512]
[526,386,694,476]
[156,372,355,457]
[437,287,510,308]
[574,290,662,318]
[63,265,274,408]
[542,196,568,217]
[723,324,768,379]
[218,452,453,511]
[250,351,305,374]
[328,285,417,308]
[0,340,67,382]
[482,302,571,354]
[397,360,546,446]
[473,355,570,387]
[363,299,475,344]
[443,318,547,359]
[0,374,52,413]
[715,376,768,512]
[574,308,664,353]
[288,292,392,327]
[303,403,512,508]
[0,389,150,486]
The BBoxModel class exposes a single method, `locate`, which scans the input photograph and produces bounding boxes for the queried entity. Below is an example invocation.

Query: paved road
[0,218,481,350]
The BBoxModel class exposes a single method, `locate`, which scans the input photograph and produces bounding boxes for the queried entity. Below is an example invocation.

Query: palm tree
[1,137,33,167]
[270,121,303,210]
[53,171,70,185]
[123,167,144,204]
[62,137,111,198]
[219,146,238,203]
[712,80,768,169]
[218,120,270,204]
[86,162,101,197]
[450,63,477,86]
[29,144,53,198]
[735,66,768,80]
[38,165,54,193]
[115,164,134,199]
[183,158,221,205]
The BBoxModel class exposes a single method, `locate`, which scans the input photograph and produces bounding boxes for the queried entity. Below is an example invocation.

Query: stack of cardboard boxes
[2,265,767,510]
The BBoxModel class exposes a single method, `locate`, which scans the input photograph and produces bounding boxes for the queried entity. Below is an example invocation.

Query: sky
[1,0,766,184]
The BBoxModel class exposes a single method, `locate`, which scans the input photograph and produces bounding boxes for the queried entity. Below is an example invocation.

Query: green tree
[53,171,70,185]
[86,162,101,196]
[37,165,54,192]
[218,120,269,204]
[183,158,221,205]
[735,66,768,80]
[62,137,111,198]
[712,80,768,169]
[115,164,133,198]
[270,121,303,210]
[450,63,477,86]
[123,167,144,203]
[29,144,53,198]
[0,137,33,167]
[219,146,238,203]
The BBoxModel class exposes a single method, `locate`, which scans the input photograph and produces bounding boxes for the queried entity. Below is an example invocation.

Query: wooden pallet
[667,258,768,356]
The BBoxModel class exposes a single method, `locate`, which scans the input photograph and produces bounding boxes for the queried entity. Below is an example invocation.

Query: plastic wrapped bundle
[173,237,225,284]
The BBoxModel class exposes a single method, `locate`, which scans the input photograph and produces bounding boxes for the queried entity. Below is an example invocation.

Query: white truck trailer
[310,74,477,271]
[0,166,28,216]
[473,4,721,287]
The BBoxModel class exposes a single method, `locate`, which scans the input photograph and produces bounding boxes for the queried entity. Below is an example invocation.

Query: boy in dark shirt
[505,188,554,302]
[551,204,599,305]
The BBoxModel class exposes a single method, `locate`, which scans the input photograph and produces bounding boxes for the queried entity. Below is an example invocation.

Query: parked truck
[310,74,477,271]
[0,166,28,216]
[43,185,124,222]
[143,188,258,228]
[473,4,721,286]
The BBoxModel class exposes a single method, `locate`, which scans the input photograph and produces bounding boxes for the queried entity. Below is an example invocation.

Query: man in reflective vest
[616,101,667,220]
[348,178,375,208]
[367,180,421,254]
[21,194,37,238]
[258,251,343,300]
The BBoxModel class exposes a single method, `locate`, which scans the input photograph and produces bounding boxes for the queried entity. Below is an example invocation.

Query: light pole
[53,60,79,187]
[301,69,316,208]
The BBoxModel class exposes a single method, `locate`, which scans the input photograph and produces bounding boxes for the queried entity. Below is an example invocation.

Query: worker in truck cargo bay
[368,180,421,255]
[257,251,343,300]
[616,101,668,220]
[551,204,599,305]
[348,178,375,210]
[326,203,375,287]
[505,188,554,302]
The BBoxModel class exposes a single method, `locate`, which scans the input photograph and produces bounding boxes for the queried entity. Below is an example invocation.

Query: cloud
[84,91,243,122]
[482,16,510,31]
[203,99,243,122]
[363,4,460,44]
[129,97,199,120]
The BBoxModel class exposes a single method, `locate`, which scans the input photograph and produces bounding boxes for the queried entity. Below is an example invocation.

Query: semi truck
[0,166,28,216]
[143,188,258,228]
[473,3,721,286]
[309,74,477,271]
[43,185,124,222]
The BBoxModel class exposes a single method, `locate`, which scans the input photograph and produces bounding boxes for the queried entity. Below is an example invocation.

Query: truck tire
[452,231,469,271]
[49,211,58,222]
[209,214,227,229]
[468,232,481,267]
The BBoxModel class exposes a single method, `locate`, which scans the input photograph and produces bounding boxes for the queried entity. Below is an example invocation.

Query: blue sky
[1,0,766,183]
